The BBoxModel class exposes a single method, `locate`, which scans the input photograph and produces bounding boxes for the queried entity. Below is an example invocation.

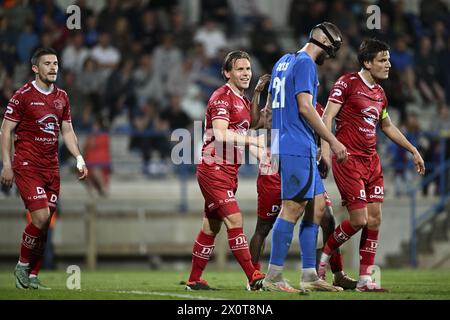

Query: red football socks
[29,233,47,276]
[329,251,343,273]
[188,230,215,282]
[227,228,255,280]
[323,220,359,254]
[19,223,42,264]
[359,227,379,276]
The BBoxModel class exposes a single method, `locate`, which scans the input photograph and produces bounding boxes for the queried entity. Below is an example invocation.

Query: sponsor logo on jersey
[36,114,59,136]
[31,102,45,106]
[361,106,379,128]
[234,104,244,111]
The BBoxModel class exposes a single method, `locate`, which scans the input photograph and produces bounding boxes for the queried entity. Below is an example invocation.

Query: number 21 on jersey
[272,76,285,109]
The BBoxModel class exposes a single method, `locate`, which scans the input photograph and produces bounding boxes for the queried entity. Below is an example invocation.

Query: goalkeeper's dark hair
[358,39,390,69]
[222,50,251,80]
[31,48,58,66]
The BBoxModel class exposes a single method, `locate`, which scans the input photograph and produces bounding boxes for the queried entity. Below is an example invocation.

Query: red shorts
[332,154,384,211]
[197,167,240,220]
[257,172,281,221]
[256,172,332,220]
[14,168,60,213]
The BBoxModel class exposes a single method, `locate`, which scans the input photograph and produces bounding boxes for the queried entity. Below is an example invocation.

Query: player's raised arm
[320,100,344,171]
[296,93,347,163]
[0,119,18,188]
[250,74,271,129]
[61,120,88,180]
[380,114,425,175]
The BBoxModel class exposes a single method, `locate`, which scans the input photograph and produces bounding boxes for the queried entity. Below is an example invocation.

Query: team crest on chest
[54,99,64,110]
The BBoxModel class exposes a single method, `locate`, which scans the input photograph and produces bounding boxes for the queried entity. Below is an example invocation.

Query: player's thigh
[332,156,367,211]
[366,154,385,205]
[14,168,49,213]
[45,170,60,214]
[280,154,321,202]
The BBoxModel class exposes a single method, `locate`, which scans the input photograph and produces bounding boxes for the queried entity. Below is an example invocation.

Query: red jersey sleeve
[328,75,351,105]
[62,92,72,122]
[3,91,25,122]
[209,94,231,122]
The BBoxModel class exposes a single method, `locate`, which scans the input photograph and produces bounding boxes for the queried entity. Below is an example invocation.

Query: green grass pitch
[1,269,450,300]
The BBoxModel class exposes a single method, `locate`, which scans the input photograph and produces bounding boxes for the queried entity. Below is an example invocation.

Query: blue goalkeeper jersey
[270,51,318,157]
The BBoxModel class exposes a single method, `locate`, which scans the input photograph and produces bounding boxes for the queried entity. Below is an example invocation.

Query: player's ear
[31,64,39,74]
[363,60,372,70]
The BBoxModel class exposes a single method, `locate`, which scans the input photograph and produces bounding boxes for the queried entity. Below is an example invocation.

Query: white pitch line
[94,289,224,300]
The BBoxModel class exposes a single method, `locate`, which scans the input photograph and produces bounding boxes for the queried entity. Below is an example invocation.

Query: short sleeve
[62,93,72,122]
[328,76,351,105]
[3,91,24,122]
[293,58,316,96]
[209,94,231,122]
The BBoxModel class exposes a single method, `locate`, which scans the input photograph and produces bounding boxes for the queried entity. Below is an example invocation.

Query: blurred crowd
[0,0,449,194]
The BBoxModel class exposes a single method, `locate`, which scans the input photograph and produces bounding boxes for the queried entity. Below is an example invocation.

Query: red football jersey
[328,72,388,157]
[3,81,72,170]
[199,84,251,176]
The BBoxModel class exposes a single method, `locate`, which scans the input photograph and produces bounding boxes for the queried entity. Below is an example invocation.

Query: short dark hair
[222,50,251,80]
[31,48,57,66]
[358,39,390,69]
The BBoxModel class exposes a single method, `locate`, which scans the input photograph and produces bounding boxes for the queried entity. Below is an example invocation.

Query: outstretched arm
[250,74,271,129]
[381,115,425,175]
[61,121,88,180]
[0,119,18,188]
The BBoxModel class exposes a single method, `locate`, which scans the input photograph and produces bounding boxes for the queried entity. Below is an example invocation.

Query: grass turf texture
[1,269,449,300]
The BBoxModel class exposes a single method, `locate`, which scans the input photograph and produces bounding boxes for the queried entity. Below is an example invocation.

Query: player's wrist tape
[76,155,85,171]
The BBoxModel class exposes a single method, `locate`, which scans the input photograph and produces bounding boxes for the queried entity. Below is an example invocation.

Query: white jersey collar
[226,83,246,101]
[357,71,376,89]
[32,80,54,95]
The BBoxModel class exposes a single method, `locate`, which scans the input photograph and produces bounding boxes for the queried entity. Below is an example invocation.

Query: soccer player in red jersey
[1,48,88,289]
[185,51,266,291]
[318,39,425,291]
[248,76,356,291]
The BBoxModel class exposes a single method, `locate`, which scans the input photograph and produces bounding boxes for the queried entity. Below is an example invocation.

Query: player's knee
[256,221,273,238]
[349,216,367,230]
[30,209,50,229]
[367,215,381,229]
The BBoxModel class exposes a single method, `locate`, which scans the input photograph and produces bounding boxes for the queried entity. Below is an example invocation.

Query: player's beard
[315,51,327,65]
[38,73,57,85]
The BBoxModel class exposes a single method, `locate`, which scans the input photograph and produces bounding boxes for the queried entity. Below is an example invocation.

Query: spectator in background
[134,9,161,53]
[129,100,171,177]
[16,21,39,64]
[133,53,165,106]
[152,33,183,85]
[389,113,422,197]
[390,35,416,102]
[250,16,282,73]
[171,8,194,52]
[415,35,446,104]
[104,59,136,124]
[83,117,111,197]
[110,16,134,54]
[194,17,227,59]
[76,57,103,122]
[3,0,33,37]
[0,14,16,75]
[97,0,121,35]
[61,32,89,75]
[200,0,230,29]
[90,31,121,80]
[84,14,99,48]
